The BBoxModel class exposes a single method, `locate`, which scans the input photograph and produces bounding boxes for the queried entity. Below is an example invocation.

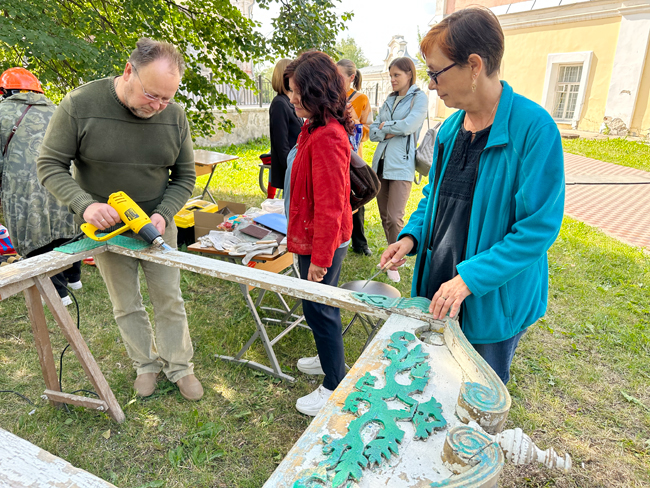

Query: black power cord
[0,391,35,405]
[1,277,99,409]
[55,280,100,404]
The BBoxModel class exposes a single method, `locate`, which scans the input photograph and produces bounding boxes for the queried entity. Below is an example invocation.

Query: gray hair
[128,38,186,77]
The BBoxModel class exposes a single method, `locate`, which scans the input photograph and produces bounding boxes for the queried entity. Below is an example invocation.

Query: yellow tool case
[174,200,219,246]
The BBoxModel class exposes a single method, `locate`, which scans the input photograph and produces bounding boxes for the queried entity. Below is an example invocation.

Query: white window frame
[552,65,583,120]
[541,51,593,128]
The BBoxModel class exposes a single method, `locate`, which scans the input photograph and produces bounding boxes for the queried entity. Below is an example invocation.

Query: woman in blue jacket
[380,7,565,384]
[370,57,427,282]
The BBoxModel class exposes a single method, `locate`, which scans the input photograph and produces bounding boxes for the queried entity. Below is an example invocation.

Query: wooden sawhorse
[0,248,125,423]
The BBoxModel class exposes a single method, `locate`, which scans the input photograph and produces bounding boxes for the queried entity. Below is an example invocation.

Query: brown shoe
[134,373,158,397]
[175,374,204,401]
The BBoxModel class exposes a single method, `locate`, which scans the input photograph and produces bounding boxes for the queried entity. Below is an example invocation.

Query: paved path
[564,152,650,250]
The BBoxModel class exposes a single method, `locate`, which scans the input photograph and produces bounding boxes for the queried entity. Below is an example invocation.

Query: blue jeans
[471,329,526,385]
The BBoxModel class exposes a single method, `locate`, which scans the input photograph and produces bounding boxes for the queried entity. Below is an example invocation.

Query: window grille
[552,65,583,120]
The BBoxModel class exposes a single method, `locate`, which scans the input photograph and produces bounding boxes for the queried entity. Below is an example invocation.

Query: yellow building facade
[432,0,650,137]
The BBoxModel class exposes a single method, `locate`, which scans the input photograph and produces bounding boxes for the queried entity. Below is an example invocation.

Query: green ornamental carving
[293,331,447,488]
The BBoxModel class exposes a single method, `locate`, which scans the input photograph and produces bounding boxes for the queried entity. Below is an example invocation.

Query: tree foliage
[334,36,370,68]
[257,0,352,59]
[0,0,351,137]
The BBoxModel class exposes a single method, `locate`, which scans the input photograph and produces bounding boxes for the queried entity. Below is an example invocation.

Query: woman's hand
[430,274,472,320]
[379,121,394,138]
[308,263,328,282]
[380,237,414,270]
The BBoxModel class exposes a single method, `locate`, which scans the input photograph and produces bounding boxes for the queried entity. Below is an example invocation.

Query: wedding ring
[441,296,448,300]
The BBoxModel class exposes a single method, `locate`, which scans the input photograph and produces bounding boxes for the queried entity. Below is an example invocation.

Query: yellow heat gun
[80,191,173,251]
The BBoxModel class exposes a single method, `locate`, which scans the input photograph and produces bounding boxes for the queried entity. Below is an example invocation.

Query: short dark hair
[284,51,354,135]
[388,57,417,94]
[420,6,503,77]
[128,38,186,77]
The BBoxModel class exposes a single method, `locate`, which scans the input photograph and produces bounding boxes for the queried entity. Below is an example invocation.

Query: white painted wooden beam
[0,247,104,291]
[107,245,435,324]
[0,428,117,487]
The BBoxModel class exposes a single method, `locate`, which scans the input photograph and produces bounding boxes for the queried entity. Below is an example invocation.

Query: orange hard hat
[0,67,43,93]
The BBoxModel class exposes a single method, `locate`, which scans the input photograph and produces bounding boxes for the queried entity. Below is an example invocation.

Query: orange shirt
[347,89,373,156]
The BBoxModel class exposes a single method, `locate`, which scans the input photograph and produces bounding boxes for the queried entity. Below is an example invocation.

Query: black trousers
[297,246,348,390]
[27,239,81,298]
[351,205,368,250]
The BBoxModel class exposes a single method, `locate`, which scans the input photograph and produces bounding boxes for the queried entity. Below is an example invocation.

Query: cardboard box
[194,200,247,241]
[174,200,218,229]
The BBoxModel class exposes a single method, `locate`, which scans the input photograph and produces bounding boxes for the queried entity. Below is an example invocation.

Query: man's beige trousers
[95,222,193,383]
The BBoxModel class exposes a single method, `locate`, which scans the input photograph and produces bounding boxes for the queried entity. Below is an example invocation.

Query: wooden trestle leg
[33,274,125,423]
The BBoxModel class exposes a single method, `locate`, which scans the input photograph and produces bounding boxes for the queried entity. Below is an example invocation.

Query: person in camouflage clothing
[0,68,81,304]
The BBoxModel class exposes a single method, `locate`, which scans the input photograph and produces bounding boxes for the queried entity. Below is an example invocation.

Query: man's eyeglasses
[426,62,457,84]
[131,64,175,106]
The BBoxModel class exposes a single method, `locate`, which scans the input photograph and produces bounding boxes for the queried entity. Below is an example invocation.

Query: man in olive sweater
[37,38,202,401]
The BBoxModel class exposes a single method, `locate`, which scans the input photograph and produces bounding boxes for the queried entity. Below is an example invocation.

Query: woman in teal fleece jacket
[380,7,565,384]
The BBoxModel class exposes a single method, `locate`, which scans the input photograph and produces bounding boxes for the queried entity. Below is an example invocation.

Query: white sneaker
[68,281,82,290]
[387,268,400,283]
[61,295,73,307]
[296,385,333,416]
[297,355,324,375]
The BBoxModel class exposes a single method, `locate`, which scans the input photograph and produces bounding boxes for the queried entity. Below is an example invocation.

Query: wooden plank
[248,250,294,274]
[43,390,108,412]
[108,246,436,323]
[1,267,71,300]
[0,427,117,487]
[23,285,61,404]
[194,163,213,176]
[34,275,125,424]
[0,247,103,290]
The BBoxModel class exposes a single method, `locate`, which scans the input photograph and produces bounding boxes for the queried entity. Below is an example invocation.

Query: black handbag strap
[3,104,32,156]
[347,90,357,102]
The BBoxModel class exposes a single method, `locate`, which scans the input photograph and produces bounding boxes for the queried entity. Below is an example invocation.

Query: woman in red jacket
[283,51,354,416]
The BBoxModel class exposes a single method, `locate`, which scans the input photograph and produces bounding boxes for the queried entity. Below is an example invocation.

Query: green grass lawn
[0,137,648,487]
[562,137,650,172]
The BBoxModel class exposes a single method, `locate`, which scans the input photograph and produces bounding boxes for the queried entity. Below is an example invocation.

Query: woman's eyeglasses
[132,64,175,106]
[426,63,457,84]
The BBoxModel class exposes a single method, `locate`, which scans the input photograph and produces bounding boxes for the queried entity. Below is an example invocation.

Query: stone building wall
[195,106,270,147]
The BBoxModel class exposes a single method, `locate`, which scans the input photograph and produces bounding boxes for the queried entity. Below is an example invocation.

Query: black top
[269,93,302,189]
[426,123,491,299]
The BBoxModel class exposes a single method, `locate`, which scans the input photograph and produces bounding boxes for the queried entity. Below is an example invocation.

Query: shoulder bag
[349,149,380,212]
[406,92,440,184]
[414,118,441,184]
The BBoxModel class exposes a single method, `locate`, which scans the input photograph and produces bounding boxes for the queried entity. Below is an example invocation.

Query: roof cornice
[499,0,650,30]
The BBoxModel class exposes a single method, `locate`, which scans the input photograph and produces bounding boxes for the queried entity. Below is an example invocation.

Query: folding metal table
[193,149,239,204]
[187,242,307,382]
